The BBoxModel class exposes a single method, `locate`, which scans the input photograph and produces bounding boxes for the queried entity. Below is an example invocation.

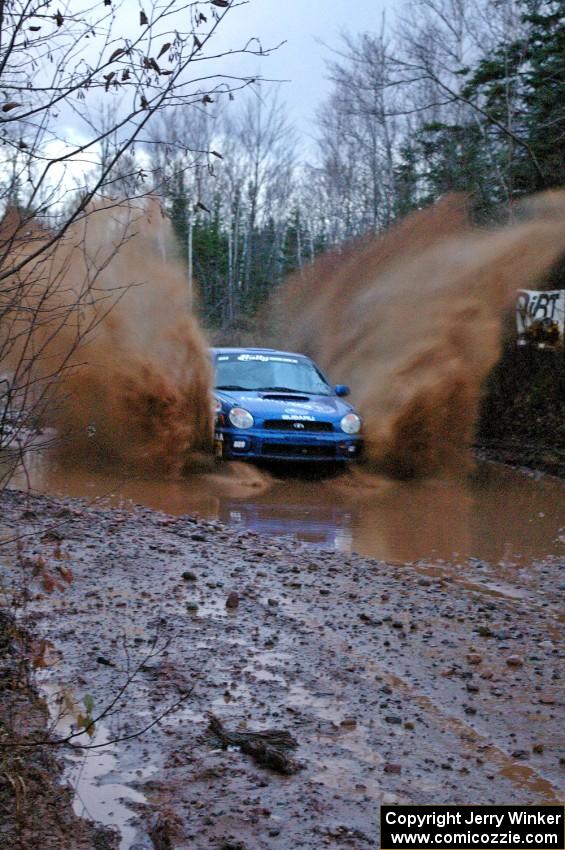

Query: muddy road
[1,464,563,850]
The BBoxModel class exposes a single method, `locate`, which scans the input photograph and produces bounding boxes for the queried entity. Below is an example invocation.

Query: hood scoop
[260,392,310,402]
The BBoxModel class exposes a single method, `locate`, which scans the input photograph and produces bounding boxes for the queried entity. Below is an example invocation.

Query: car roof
[210,347,310,360]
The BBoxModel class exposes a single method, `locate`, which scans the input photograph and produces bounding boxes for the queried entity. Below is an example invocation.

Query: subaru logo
[293,422,305,429]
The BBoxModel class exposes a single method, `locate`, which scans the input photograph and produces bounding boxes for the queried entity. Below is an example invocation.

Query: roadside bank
[477,336,564,479]
[0,610,119,850]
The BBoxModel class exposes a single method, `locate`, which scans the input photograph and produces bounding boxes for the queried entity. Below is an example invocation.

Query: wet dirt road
[1,461,563,850]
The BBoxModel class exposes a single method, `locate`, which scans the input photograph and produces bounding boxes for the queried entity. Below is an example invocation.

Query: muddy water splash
[268,194,565,477]
[2,199,213,474]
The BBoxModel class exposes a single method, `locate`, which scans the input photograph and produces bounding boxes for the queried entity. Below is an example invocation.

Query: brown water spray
[3,191,564,481]
[2,199,214,474]
[267,193,565,478]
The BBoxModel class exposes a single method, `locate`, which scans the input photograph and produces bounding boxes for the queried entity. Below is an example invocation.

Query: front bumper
[214,427,362,462]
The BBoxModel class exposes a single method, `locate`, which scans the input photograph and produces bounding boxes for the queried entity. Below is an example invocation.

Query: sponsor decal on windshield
[216,396,335,414]
[236,354,299,363]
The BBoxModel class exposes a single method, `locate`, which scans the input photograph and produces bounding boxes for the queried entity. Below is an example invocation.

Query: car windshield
[214,353,332,395]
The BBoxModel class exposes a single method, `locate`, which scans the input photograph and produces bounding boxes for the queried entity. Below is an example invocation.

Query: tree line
[2,0,561,335]
[135,0,563,331]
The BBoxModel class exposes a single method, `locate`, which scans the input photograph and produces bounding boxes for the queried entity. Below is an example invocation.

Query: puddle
[242,662,287,686]
[7,454,564,567]
[287,680,389,801]
[41,679,156,850]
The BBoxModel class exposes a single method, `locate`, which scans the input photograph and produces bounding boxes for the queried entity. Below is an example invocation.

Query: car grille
[263,419,334,433]
[262,442,336,458]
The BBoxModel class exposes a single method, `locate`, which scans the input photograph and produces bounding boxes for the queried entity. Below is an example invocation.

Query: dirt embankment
[476,341,564,478]
[0,610,119,850]
[0,487,563,850]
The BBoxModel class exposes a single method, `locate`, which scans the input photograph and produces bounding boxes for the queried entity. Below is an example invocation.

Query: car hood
[215,389,356,422]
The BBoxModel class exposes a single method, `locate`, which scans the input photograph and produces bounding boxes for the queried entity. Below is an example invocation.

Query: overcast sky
[23,0,395,191]
[213,0,392,136]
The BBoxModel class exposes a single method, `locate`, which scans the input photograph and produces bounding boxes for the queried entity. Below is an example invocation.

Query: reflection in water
[222,497,354,551]
[41,680,150,850]
[6,451,563,567]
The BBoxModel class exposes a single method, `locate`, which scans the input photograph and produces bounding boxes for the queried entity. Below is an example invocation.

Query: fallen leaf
[57,565,74,584]
[384,763,402,774]
[42,573,56,593]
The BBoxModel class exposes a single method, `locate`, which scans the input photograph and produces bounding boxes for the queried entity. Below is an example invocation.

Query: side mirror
[334,384,350,397]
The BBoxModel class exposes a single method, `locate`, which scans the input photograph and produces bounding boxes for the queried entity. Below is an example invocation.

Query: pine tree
[461,0,565,194]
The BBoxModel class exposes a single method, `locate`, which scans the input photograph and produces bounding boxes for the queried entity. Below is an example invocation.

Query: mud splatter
[3,191,564,480]
[203,460,275,497]
[267,193,565,478]
[1,199,213,474]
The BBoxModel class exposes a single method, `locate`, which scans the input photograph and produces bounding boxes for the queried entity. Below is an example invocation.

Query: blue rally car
[212,347,363,463]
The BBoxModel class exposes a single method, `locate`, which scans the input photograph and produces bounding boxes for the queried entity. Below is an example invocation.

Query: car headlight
[340,413,361,434]
[228,407,254,429]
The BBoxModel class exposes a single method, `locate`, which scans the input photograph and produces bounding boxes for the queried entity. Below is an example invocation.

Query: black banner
[381,806,564,850]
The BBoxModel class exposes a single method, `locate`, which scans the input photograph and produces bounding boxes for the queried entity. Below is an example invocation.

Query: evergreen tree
[462,0,565,194]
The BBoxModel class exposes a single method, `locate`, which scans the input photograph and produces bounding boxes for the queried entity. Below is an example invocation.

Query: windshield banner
[516,289,564,349]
